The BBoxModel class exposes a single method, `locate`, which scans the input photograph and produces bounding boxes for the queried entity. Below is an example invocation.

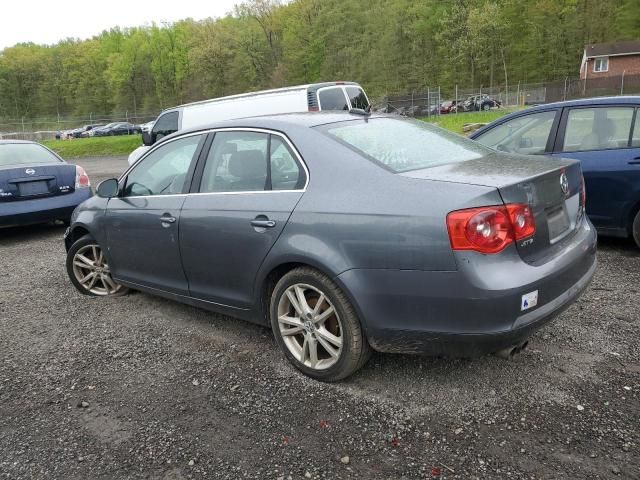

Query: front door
[180,130,307,308]
[106,134,205,294]
[552,105,640,232]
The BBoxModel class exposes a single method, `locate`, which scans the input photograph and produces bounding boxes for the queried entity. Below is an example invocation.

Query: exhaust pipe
[495,341,529,360]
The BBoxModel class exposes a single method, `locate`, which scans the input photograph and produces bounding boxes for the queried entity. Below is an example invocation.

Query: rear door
[179,129,307,308]
[551,105,640,231]
[105,133,205,294]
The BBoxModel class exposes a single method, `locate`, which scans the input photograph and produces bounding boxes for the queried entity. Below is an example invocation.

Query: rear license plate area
[18,181,49,197]
[546,204,570,243]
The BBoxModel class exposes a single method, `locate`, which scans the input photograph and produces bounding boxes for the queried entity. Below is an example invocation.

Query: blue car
[0,140,92,228]
[470,96,640,247]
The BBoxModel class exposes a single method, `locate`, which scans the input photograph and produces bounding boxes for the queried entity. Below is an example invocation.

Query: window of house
[593,57,608,73]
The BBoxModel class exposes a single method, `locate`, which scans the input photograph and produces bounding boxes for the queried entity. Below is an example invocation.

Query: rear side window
[345,87,369,110]
[152,111,180,139]
[562,107,634,152]
[474,110,556,155]
[632,112,640,147]
[199,132,305,193]
[318,88,349,111]
[0,144,62,166]
[321,118,487,173]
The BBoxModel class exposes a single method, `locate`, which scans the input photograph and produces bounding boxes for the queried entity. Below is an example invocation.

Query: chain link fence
[0,112,158,141]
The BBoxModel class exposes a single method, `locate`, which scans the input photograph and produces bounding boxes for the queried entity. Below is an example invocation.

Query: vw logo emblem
[25,168,35,175]
[560,172,569,196]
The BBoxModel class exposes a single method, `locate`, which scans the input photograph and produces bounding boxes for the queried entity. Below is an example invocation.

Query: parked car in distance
[470,96,640,247]
[462,94,501,112]
[93,122,141,137]
[0,140,92,228]
[79,124,105,138]
[64,112,596,381]
[439,99,460,114]
[127,81,370,165]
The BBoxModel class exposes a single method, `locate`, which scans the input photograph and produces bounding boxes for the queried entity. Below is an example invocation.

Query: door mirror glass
[96,178,119,198]
[142,131,153,146]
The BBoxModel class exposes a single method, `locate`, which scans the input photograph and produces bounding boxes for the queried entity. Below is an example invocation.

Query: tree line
[0,0,638,121]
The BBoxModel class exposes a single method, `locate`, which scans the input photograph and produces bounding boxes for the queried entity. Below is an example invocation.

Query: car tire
[482,103,491,111]
[66,234,129,297]
[632,209,640,248]
[270,267,371,382]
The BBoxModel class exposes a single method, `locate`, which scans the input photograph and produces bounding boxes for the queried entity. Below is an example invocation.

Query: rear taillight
[447,203,536,254]
[308,106,319,112]
[580,174,586,207]
[75,165,90,188]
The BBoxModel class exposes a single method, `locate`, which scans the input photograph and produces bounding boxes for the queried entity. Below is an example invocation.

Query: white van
[127,81,370,165]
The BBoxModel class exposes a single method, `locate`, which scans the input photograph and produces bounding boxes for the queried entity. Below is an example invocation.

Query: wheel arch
[254,257,366,332]
[64,223,92,251]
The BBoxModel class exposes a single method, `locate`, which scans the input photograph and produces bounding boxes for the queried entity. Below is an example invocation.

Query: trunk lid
[0,163,76,202]
[400,153,584,264]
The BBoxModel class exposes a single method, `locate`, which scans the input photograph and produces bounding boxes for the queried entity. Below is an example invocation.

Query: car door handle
[159,214,176,224]
[629,157,640,165]
[250,219,276,228]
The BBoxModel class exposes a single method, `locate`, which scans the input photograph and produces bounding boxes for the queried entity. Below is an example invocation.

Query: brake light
[75,165,90,188]
[447,203,536,254]
[580,174,586,207]
[308,106,319,112]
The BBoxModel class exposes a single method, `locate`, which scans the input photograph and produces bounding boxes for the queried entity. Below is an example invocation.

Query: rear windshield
[320,117,489,173]
[0,143,62,167]
[318,88,349,111]
[345,87,369,110]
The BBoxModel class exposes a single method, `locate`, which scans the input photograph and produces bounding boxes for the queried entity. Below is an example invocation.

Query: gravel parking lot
[1,156,638,479]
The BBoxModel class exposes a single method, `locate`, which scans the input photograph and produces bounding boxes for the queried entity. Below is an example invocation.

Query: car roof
[469,95,640,138]
[170,112,389,136]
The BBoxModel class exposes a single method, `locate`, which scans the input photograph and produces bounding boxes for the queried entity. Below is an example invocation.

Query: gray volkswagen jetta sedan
[64,112,597,381]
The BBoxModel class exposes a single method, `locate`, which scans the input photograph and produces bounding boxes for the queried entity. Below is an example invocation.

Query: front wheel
[632,210,640,248]
[270,268,371,381]
[66,235,129,296]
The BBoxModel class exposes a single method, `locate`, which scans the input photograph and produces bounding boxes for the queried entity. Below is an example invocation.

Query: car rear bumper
[0,188,92,228]
[337,218,597,356]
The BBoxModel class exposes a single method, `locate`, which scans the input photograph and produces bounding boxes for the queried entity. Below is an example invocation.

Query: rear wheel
[66,235,129,296]
[270,267,371,381]
[632,210,640,248]
[482,102,491,111]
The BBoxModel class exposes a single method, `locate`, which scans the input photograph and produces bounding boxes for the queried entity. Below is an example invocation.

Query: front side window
[562,107,634,152]
[199,131,305,193]
[474,110,557,155]
[152,111,180,141]
[632,111,640,147]
[321,118,488,173]
[345,86,369,110]
[318,87,349,111]
[123,135,202,196]
[593,57,608,72]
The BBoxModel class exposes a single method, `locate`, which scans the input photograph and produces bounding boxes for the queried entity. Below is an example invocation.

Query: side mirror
[96,178,119,198]
[142,131,154,146]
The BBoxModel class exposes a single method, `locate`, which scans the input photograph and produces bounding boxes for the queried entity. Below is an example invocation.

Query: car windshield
[320,117,489,173]
[0,143,62,167]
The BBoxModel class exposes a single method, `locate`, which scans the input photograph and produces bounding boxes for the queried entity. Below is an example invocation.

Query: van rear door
[315,85,370,112]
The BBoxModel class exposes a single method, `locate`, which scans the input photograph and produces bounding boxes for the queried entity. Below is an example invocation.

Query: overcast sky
[0,0,241,50]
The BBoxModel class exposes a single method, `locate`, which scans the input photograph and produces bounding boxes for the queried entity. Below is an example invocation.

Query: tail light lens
[447,203,536,254]
[580,174,586,207]
[75,165,90,188]
[308,106,319,112]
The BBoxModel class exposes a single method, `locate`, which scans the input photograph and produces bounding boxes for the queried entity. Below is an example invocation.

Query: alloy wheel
[71,244,122,296]
[277,283,343,370]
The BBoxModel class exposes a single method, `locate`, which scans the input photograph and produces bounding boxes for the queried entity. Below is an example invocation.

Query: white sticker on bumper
[521,290,539,311]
